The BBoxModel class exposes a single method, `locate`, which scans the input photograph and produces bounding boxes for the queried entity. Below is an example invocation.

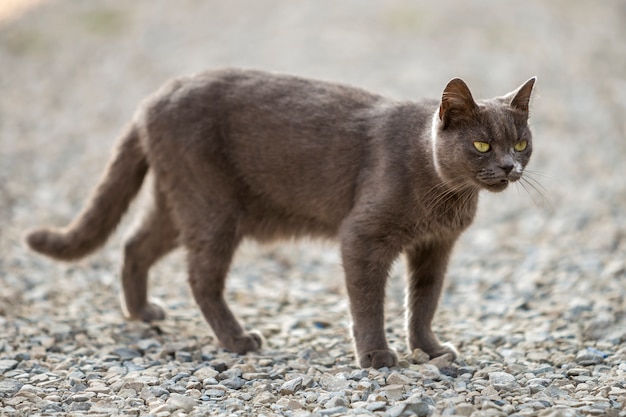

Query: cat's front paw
[358,349,398,369]
[139,302,166,322]
[223,331,263,355]
[124,300,166,323]
[122,296,167,323]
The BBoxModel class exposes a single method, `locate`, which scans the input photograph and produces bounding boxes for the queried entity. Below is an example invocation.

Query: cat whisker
[517,175,554,213]
[524,168,556,181]
[523,171,551,196]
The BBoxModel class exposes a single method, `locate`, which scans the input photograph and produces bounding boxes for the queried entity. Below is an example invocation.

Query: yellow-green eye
[514,140,528,151]
[473,141,490,153]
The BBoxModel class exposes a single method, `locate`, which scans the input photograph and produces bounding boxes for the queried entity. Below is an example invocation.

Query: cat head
[431,77,536,193]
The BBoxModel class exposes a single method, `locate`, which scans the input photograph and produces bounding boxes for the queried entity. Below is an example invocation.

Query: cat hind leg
[121,185,179,322]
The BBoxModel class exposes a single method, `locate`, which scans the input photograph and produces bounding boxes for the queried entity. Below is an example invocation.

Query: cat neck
[427,109,479,195]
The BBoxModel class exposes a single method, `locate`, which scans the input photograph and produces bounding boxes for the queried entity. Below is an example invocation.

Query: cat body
[27,69,535,368]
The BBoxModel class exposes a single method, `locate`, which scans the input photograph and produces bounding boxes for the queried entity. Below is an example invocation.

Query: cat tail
[25,123,149,261]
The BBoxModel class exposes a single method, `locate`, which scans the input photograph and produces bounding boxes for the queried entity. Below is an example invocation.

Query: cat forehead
[475,101,528,141]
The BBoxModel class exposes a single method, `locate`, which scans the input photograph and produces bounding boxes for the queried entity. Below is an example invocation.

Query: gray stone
[386,371,412,385]
[68,402,91,412]
[222,398,245,409]
[175,351,193,362]
[204,389,226,398]
[454,403,475,417]
[397,401,435,417]
[242,372,271,380]
[41,404,64,413]
[420,364,442,381]
[319,406,349,416]
[537,409,578,417]
[194,366,219,380]
[202,377,218,386]
[166,393,196,412]
[382,384,404,401]
[170,372,190,383]
[208,360,227,372]
[349,369,369,380]
[565,368,590,377]
[489,372,519,391]
[0,379,23,396]
[320,374,350,391]
[137,338,162,352]
[220,377,245,390]
[366,400,387,411]
[428,353,455,371]
[71,392,94,402]
[166,383,186,394]
[253,391,276,404]
[388,401,433,417]
[185,380,202,390]
[280,377,303,394]
[325,396,348,408]
[111,347,142,361]
[67,370,86,382]
[575,349,605,366]
[530,365,554,375]
[410,349,430,364]
[150,386,170,397]
[0,360,18,374]
[220,368,243,380]
[529,383,546,394]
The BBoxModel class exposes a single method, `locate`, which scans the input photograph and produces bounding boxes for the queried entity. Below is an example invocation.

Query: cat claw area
[358,349,399,369]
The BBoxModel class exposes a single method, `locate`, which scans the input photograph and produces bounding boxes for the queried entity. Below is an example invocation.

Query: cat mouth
[482,179,510,193]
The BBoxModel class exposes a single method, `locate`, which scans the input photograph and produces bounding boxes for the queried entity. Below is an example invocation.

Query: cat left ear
[509,77,537,113]
[439,78,479,128]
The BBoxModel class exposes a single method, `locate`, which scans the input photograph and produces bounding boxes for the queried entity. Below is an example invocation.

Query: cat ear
[508,77,537,113]
[439,78,478,128]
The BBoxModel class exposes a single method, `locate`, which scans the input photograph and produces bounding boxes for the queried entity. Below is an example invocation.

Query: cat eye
[514,140,528,152]
[473,141,491,153]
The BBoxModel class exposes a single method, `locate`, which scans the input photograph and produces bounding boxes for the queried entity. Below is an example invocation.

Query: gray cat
[26,69,536,368]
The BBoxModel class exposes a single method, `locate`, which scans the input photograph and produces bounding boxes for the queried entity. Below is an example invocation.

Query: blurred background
[1,0,625,360]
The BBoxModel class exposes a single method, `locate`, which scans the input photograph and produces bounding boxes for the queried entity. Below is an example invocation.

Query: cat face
[432,78,536,192]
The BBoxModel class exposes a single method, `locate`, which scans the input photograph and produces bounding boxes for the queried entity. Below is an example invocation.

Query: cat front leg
[404,239,458,359]
[340,228,399,368]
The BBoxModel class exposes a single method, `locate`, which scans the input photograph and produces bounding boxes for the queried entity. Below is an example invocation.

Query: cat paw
[124,299,166,322]
[138,302,166,322]
[223,331,263,355]
[358,349,398,369]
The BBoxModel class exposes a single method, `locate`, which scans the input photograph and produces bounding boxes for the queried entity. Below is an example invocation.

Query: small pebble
[280,377,303,394]
[575,349,605,366]
[166,393,196,412]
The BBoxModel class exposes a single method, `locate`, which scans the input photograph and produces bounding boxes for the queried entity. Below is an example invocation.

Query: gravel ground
[1,1,626,416]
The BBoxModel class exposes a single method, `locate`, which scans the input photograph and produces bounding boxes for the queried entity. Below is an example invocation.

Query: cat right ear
[439,78,479,129]
[509,77,537,113]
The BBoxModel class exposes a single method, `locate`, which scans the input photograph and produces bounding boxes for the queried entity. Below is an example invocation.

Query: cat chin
[483,181,509,193]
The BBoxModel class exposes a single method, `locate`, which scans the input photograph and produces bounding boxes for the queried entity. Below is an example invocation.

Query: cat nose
[499,161,514,175]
